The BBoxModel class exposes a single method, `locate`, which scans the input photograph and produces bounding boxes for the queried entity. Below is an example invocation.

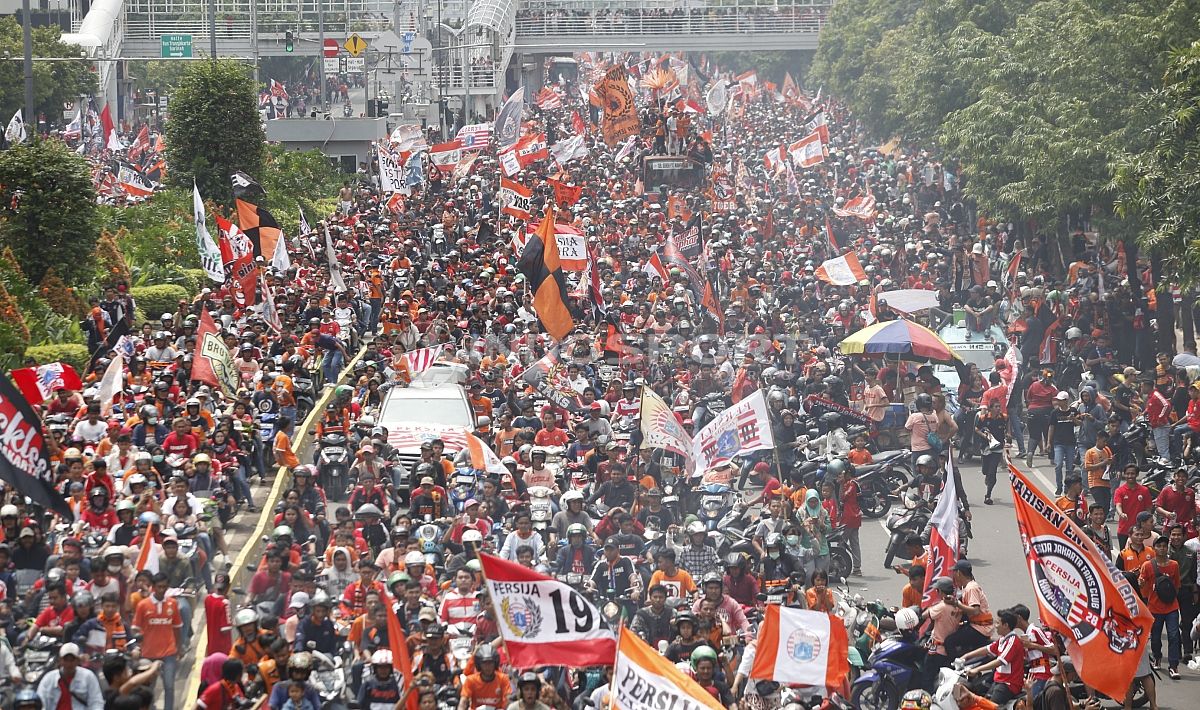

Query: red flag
[99,105,115,146]
[825,215,838,250]
[190,310,230,391]
[644,251,668,282]
[701,278,724,335]
[548,178,582,208]
[10,363,84,405]
[921,451,961,608]
[571,110,586,136]
[381,590,417,710]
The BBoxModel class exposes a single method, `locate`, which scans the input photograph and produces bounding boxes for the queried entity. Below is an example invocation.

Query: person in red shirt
[161,417,200,459]
[196,657,246,710]
[24,584,73,644]
[961,609,1025,704]
[1114,464,1153,548]
[204,574,234,656]
[836,464,863,576]
[1155,468,1197,537]
[533,410,568,447]
[1025,368,1059,464]
[1139,534,1183,678]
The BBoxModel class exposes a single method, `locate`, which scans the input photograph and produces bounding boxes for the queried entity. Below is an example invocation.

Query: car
[934,322,1010,413]
[378,379,475,482]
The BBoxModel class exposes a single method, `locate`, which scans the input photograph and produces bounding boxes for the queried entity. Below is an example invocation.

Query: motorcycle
[692,392,731,431]
[850,633,928,710]
[414,521,446,570]
[294,372,317,423]
[853,458,908,520]
[883,491,932,569]
[447,621,476,664]
[317,433,351,501]
[697,483,734,532]
[448,469,478,512]
[826,526,855,581]
[19,633,59,685]
[310,648,348,710]
[528,486,556,537]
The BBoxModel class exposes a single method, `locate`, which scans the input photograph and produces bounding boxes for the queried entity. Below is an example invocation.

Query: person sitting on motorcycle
[744,462,782,509]
[676,521,721,579]
[403,551,440,599]
[533,410,568,448]
[550,490,592,546]
[631,584,676,646]
[752,498,789,559]
[410,473,449,521]
[354,504,389,556]
[350,444,390,494]
[805,570,836,612]
[688,645,736,707]
[294,593,338,654]
[444,529,486,581]
[664,611,710,663]
[73,592,126,655]
[357,649,403,710]
[691,572,751,639]
[458,645,511,710]
[230,608,268,668]
[340,559,386,620]
[522,447,557,491]
[498,512,545,563]
[290,464,327,518]
[255,635,291,697]
[411,624,457,687]
[960,609,1025,705]
[447,500,492,550]
[588,465,637,512]
[722,553,758,607]
[80,486,118,534]
[606,513,644,559]
[760,533,804,599]
[349,462,389,515]
[554,524,597,576]
[267,652,321,710]
[590,539,637,598]
[315,403,349,440]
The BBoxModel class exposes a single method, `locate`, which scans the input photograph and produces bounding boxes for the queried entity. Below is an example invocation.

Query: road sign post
[160,34,193,58]
[323,39,339,57]
[344,33,368,57]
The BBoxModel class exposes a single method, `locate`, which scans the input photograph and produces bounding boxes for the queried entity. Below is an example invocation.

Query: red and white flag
[478,553,616,668]
[499,178,533,221]
[789,130,825,168]
[643,250,668,282]
[499,132,549,176]
[429,140,462,174]
[535,86,562,110]
[134,525,160,573]
[11,363,83,404]
[751,606,851,690]
[921,450,961,607]
[464,432,507,475]
[403,344,445,374]
[814,252,868,286]
[612,627,723,710]
[831,192,877,220]
[455,122,493,151]
[260,271,283,334]
[763,145,785,174]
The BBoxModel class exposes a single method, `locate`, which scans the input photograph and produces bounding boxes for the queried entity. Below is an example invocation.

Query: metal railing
[514,10,827,36]
[431,64,501,89]
[121,0,393,40]
[519,0,831,10]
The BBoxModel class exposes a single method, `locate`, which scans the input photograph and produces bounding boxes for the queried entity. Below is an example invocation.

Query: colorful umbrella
[838,319,961,363]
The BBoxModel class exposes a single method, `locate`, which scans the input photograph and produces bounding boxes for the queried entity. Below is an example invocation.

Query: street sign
[160,34,193,58]
[402,32,414,53]
[344,33,367,57]
[323,57,340,74]
[323,39,340,58]
[346,57,366,73]
[158,95,169,109]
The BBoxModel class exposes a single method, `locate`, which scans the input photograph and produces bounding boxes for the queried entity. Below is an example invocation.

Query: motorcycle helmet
[115,499,135,514]
[562,490,584,504]
[334,385,353,399]
[192,453,211,465]
[689,645,718,671]
[139,512,160,527]
[825,459,848,478]
[764,532,784,549]
[686,521,707,536]
[914,393,934,410]
[1065,327,1083,341]
[234,608,259,627]
[674,611,696,628]
[272,525,293,540]
[916,454,936,469]
[899,690,932,710]
[701,571,723,587]
[72,591,94,608]
[404,551,426,567]
[287,652,314,673]
[355,504,383,519]
[724,553,745,571]
[820,412,842,430]
[517,671,541,689]
[895,607,921,631]
[474,646,499,667]
[566,523,587,537]
[370,649,393,666]
[13,689,41,710]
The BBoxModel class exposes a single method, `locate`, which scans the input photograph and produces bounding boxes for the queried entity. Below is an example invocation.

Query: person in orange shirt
[459,647,511,709]
[847,434,874,466]
[274,416,301,470]
[1119,527,1154,575]
[467,383,493,420]
[805,570,837,612]
[901,565,926,608]
[1054,476,1086,525]
[132,573,184,710]
[1139,533,1182,677]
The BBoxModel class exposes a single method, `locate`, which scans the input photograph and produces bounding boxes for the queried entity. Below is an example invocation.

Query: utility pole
[208,0,217,58]
[21,0,33,130]
[250,0,259,82]
[317,0,326,112]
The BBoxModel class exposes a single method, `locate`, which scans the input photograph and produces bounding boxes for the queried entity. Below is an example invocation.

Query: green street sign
[160,34,193,58]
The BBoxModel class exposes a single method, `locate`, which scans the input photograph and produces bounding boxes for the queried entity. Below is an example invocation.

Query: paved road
[848,453,1195,708]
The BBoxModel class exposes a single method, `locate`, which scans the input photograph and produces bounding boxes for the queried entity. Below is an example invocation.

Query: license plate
[324,447,345,455]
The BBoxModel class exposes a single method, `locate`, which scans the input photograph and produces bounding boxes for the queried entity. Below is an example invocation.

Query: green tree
[0,18,94,130]
[0,138,98,285]
[164,59,266,199]
[1113,41,1200,287]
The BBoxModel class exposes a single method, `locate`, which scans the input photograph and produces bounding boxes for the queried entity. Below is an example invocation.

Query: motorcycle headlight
[602,601,620,619]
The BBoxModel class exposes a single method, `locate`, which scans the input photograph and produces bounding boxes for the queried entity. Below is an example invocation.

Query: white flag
[550,134,588,166]
[5,110,26,145]
[259,271,282,333]
[705,82,728,116]
[324,225,347,293]
[691,390,775,473]
[97,353,124,417]
[494,87,525,148]
[271,229,291,272]
[378,147,405,193]
[193,182,225,283]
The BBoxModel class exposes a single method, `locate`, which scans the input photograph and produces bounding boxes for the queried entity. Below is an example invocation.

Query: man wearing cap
[943,560,993,659]
[36,642,102,710]
[294,594,338,655]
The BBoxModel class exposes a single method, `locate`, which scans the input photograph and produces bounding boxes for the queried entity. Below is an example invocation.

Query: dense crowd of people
[10,47,1200,710]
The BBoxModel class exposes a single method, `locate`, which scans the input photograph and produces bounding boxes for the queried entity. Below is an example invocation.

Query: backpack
[1152,559,1178,604]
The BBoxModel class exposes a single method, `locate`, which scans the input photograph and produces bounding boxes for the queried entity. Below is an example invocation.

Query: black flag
[231,171,266,198]
[0,375,74,520]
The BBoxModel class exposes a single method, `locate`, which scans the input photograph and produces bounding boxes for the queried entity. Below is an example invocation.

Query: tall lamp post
[21,0,33,130]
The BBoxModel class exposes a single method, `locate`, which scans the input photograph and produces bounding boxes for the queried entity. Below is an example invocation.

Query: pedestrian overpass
[61,0,828,121]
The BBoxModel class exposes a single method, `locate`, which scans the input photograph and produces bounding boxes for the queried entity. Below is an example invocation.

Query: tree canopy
[0,18,93,129]
[164,59,266,199]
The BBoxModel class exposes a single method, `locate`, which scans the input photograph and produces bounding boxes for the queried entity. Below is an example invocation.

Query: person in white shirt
[498,513,546,562]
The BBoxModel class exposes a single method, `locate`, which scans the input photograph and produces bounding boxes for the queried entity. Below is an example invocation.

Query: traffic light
[378,97,389,115]
[285,31,294,52]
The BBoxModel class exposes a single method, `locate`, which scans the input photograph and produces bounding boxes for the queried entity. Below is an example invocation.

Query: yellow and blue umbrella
[838,319,962,364]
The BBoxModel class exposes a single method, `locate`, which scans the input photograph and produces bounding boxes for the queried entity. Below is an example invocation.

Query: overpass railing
[122,0,393,40]
[514,9,827,36]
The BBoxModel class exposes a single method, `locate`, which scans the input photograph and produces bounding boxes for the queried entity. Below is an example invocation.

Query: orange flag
[382,590,417,710]
[516,207,574,340]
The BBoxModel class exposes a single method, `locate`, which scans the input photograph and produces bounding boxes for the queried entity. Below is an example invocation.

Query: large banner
[597,66,640,147]
[922,450,961,607]
[691,390,774,472]
[639,386,693,463]
[479,554,616,668]
[1008,463,1153,700]
[192,309,238,393]
[612,627,724,710]
[0,375,74,519]
[521,347,584,412]
[751,606,850,689]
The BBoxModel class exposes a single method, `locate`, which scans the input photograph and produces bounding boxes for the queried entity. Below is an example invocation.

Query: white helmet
[462,529,484,544]
[1065,327,1083,340]
[234,608,259,627]
[0,504,17,518]
[895,607,921,631]
[370,649,393,666]
[562,490,584,504]
[686,521,707,535]
[404,551,426,567]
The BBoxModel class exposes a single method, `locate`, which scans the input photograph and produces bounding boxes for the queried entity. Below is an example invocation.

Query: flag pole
[475,552,516,663]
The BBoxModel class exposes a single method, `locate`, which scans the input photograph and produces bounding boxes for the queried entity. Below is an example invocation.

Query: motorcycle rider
[631,584,675,646]
[590,539,637,598]
[675,521,721,578]
[688,645,735,707]
[356,649,403,710]
[267,653,321,710]
[293,594,338,655]
[458,645,511,710]
[553,523,597,575]
[691,572,751,639]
